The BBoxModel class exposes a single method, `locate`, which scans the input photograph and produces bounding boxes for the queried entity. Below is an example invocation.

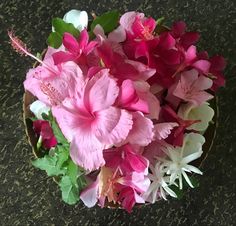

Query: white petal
[63,9,88,31]
[30,100,50,119]
[185,164,203,175]
[182,170,194,188]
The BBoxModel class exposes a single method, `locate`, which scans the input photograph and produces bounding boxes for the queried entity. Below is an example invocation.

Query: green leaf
[50,115,68,145]
[47,18,80,48]
[156,17,165,25]
[90,10,119,34]
[59,175,80,205]
[32,145,69,176]
[32,154,66,176]
[52,18,80,37]
[47,32,62,48]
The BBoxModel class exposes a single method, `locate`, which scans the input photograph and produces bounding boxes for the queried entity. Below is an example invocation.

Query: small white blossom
[142,162,177,203]
[30,100,50,119]
[157,133,205,189]
[63,9,88,31]
[178,102,214,132]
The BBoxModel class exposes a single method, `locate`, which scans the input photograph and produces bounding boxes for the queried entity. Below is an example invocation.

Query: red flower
[33,120,57,149]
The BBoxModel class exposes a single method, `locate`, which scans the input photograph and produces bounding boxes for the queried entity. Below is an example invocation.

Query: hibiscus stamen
[8,30,58,75]
[40,81,63,105]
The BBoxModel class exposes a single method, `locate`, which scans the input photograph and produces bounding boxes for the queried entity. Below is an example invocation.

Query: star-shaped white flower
[142,162,177,203]
[157,133,205,189]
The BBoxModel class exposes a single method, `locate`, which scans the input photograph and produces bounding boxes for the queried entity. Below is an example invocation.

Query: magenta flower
[173,69,213,105]
[52,69,133,171]
[120,11,156,40]
[104,144,149,174]
[33,120,57,149]
[52,30,98,65]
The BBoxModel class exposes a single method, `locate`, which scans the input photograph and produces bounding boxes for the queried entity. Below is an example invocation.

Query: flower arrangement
[9,9,226,212]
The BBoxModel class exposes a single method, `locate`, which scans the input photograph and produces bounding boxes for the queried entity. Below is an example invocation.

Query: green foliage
[90,10,119,37]
[47,17,80,48]
[32,145,68,176]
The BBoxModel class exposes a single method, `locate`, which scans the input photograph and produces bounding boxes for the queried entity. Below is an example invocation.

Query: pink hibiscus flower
[24,49,84,106]
[52,69,133,171]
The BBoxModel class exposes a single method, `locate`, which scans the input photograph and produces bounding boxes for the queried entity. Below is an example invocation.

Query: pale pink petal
[70,133,105,171]
[193,75,213,90]
[120,12,144,33]
[126,112,154,146]
[143,141,167,165]
[95,107,133,145]
[125,59,156,81]
[147,93,160,120]
[108,25,126,42]
[80,180,99,207]
[85,69,119,112]
[154,122,178,140]
[192,91,214,105]
[119,79,136,105]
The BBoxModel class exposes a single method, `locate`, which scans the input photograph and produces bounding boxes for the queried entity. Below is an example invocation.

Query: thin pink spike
[8,30,58,75]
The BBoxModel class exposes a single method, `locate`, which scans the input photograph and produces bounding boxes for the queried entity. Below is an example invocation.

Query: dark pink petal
[161,49,181,65]
[209,55,226,71]
[78,29,89,50]
[143,17,156,32]
[158,32,176,50]
[63,32,80,53]
[180,32,200,49]
[171,21,186,38]
[52,51,75,65]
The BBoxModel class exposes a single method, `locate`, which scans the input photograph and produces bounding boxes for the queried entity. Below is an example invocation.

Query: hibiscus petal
[70,133,105,171]
[95,107,133,145]
[194,75,213,90]
[85,69,119,112]
[154,122,178,140]
[126,112,154,146]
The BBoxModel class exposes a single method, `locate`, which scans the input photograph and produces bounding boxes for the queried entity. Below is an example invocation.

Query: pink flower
[120,11,156,40]
[24,53,84,106]
[104,144,149,174]
[96,41,156,82]
[33,120,57,149]
[172,69,213,105]
[52,30,98,65]
[161,105,199,146]
[52,69,133,171]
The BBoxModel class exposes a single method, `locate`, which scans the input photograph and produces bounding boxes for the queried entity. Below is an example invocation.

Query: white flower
[158,133,205,189]
[178,102,214,132]
[63,9,88,31]
[142,162,177,203]
[30,100,50,119]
